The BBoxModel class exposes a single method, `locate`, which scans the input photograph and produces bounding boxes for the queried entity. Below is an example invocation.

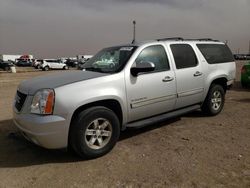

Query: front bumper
[227,79,235,89]
[13,112,69,149]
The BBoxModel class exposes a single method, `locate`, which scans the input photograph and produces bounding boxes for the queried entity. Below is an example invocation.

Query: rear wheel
[63,66,69,70]
[4,66,11,72]
[201,84,225,116]
[241,81,248,88]
[69,106,120,159]
[43,66,49,71]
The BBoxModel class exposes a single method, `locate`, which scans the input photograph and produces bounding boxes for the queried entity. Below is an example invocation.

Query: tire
[241,81,248,88]
[63,66,69,70]
[201,84,225,116]
[4,66,11,72]
[43,66,49,71]
[69,106,120,159]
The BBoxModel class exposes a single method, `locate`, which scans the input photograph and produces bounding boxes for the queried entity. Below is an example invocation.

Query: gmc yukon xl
[13,38,236,158]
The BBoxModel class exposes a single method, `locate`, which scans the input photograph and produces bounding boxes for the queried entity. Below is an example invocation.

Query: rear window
[197,44,234,64]
[170,44,198,69]
[46,60,60,63]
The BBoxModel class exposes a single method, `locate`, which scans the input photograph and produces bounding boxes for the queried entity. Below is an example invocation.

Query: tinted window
[171,44,198,69]
[136,45,170,72]
[83,46,137,73]
[197,44,234,64]
[46,60,60,63]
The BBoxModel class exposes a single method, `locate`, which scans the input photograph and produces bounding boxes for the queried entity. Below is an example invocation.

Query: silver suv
[13,38,236,158]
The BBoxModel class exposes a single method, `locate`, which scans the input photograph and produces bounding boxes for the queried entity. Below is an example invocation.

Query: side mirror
[130,61,155,77]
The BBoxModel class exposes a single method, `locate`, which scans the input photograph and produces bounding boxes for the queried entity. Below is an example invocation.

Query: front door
[125,45,177,122]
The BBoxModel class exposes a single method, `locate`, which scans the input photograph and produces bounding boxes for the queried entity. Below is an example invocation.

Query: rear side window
[136,45,170,72]
[46,60,60,63]
[170,44,198,69]
[197,44,234,64]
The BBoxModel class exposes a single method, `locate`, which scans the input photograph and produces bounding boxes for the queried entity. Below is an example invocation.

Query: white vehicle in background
[33,59,43,69]
[77,55,93,70]
[41,59,69,71]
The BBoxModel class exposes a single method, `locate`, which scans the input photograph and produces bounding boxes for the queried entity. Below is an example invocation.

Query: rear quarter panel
[203,62,236,98]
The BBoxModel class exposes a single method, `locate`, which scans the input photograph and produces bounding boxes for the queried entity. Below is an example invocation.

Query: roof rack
[156,37,183,41]
[156,37,220,42]
[185,38,220,42]
[197,38,214,41]
[197,38,219,42]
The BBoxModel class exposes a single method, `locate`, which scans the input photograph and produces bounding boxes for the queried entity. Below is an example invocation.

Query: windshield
[83,46,137,73]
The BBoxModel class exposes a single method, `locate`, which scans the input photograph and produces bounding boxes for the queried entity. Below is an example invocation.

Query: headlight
[31,89,55,115]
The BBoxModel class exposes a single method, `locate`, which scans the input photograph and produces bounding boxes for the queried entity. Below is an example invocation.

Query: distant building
[60,57,77,63]
[76,55,93,61]
[0,54,33,62]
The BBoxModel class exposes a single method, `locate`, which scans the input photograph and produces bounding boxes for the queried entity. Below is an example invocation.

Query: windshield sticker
[120,47,134,51]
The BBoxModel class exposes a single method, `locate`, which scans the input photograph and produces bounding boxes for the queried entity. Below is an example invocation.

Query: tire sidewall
[73,107,120,158]
[207,85,225,115]
[4,66,10,71]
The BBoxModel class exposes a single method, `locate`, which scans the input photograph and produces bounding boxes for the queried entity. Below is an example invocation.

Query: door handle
[193,71,203,77]
[162,76,174,82]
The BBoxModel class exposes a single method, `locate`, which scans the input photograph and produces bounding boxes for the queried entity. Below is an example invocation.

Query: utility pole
[132,20,136,44]
[248,40,250,54]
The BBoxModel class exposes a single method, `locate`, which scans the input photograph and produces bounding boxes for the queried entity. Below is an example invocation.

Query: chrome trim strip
[131,95,177,109]
[178,88,204,98]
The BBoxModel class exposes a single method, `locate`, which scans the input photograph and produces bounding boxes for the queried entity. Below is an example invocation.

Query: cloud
[9,0,204,9]
[0,0,249,57]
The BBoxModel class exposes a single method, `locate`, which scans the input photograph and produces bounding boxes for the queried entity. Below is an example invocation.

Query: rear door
[169,43,205,109]
[47,60,58,69]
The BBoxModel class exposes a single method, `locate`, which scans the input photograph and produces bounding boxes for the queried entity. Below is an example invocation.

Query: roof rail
[189,38,220,42]
[156,37,183,41]
[197,38,214,41]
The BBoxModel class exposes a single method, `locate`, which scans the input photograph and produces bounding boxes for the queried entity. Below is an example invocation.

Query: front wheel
[69,106,120,159]
[201,84,225,116]
[63,66,69,70]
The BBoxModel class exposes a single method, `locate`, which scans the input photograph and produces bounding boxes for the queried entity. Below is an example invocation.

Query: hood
[18,70,108,95]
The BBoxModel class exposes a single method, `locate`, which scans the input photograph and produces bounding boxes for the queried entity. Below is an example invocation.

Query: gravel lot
[0,63,250,188]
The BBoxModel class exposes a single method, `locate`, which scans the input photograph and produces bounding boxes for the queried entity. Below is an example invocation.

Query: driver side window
[135,45,170,72]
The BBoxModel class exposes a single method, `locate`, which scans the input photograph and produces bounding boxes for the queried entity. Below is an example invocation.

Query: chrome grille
[15,91,27,112]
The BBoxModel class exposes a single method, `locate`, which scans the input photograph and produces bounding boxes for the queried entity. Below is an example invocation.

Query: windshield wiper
[84,67,107,73]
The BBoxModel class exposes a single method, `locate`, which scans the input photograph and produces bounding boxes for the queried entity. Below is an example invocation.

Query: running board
[125,105,200,128]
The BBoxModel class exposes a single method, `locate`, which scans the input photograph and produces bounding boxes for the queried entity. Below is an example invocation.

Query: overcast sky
[0,0,250,58]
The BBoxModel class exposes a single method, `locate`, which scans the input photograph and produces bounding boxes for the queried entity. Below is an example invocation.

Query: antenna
[132,20,136,44]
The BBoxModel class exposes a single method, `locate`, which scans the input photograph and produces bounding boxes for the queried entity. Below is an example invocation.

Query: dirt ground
[0,63,250,188]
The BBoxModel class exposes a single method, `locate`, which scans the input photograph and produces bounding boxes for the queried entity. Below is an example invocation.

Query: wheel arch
[203,76,228,103]
[210,77,228,92]
[68,99,123,145]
